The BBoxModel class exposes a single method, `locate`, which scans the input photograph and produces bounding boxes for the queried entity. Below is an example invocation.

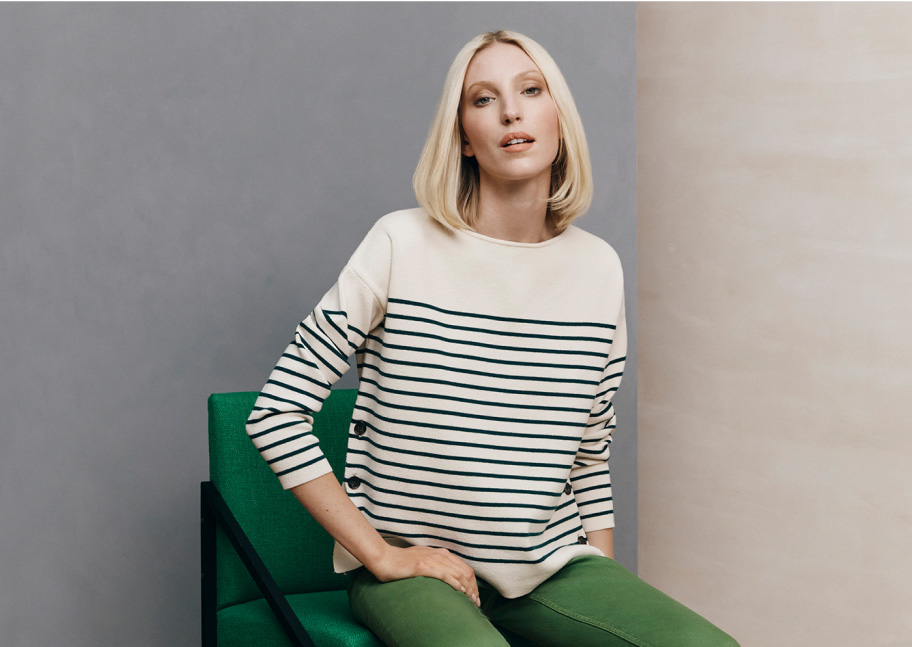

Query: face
[460,42,561,188]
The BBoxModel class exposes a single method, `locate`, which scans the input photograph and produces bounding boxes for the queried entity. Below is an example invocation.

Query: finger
[437,571,469,597]
[443,555,480,607]
[417,556,467,596]
[446,556,479,602]
[430,549,479,607]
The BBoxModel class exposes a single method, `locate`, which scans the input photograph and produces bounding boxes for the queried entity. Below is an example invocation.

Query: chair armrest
[201,481,315,647]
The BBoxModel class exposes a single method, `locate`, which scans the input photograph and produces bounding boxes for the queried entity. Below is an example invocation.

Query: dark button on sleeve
[354,420,367,436]
[577,535,588,544]
[348,476,362,489]
[564,482,572,495]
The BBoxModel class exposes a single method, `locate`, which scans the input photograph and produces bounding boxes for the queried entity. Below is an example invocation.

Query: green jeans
[346,555,739,647]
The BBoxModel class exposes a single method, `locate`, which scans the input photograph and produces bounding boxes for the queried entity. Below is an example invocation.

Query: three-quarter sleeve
[246,223,391,490]
[569,294,627,532]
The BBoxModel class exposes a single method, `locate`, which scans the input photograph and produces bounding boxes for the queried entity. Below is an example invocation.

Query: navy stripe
[359,375,591,416]
[346,447,567,484]
[344,461,562,499]
[358,433,572,471]
[419,527,588,565]
[299,320,348,366]
[257,391,317,411]
[388,297,615,330]
[247,407,284,424]
[275,454,326,477]
[321,309,368,341]
[348,490,576,525]
[357,348,600,386]
[570,468,610,483]
[354,479,562,511]
[573,483,607,496]
[280,352,320,372]
[385,325,609,359]
[353,404,582,442]
[320,309,356,350]
[358,419,577,458]
[266,441,320,465]
[591,401,616,419]
[359,504,578,539]
[593,385,619,400]
[386,311,612,344]
[272,365,328,392]
[358,360,593,401]
[249,418,303,441]
[293,334,345,379]
[598,370,624,384]
[258,431,309,453]
[358,390,588,429]
[577,495,613,507]
[365,333,604,373]
[367,513,583,551]
[265,378,324,403]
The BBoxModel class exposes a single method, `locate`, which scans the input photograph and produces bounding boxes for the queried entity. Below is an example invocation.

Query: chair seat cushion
[217,589,383,647]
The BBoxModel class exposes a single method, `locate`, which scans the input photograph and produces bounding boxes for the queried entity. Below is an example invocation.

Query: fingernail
[461,586,466,592]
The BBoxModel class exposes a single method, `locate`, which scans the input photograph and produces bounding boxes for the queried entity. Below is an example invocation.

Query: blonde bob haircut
[413,30,593,234]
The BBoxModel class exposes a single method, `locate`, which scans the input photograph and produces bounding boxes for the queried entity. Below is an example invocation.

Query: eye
[473,95,494,107]
[523,86,543,96]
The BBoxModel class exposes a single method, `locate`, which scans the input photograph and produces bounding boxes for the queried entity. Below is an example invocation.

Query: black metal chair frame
[201,481,316,647]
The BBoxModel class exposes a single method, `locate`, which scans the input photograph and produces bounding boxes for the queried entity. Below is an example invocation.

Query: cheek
[462,114,488,146]
[545,105,560,138]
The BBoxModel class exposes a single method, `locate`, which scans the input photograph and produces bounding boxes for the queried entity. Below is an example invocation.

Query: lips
[500,132,535,148]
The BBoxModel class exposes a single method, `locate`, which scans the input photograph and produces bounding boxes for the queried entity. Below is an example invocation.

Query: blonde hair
[413,30,593,233]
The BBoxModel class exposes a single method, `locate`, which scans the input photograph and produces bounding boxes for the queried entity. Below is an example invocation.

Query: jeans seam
[526,591,658,647]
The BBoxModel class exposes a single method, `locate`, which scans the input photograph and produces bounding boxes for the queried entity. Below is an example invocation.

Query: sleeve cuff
[581,508,615,533]
[276,457,335,491]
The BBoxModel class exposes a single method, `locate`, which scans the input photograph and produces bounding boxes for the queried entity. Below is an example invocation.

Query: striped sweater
[247,207,627,599]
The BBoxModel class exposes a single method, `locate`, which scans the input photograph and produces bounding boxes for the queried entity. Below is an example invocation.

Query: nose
[501,98,522,125]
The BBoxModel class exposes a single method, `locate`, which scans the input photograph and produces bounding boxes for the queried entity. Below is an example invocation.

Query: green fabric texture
[208,389,357,610]
[217,590,380,647]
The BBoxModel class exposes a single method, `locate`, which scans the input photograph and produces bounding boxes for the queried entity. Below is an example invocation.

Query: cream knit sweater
[247,207,627,598]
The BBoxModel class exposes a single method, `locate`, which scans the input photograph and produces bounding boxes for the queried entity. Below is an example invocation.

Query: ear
[462,139,475,158]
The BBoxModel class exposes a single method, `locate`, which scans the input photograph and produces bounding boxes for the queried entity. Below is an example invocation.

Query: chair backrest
[208,389,357,610]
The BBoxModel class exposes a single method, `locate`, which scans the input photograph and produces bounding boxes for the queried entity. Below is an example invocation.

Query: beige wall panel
[637,4,912,646]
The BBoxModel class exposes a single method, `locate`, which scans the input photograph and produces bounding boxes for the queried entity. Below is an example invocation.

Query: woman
[247,30,739,647]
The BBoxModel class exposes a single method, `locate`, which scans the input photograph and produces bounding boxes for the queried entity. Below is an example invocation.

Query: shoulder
[561,224,624,278]
[370,207,435,235]
[361,207,450,253]
[346,207,437,269]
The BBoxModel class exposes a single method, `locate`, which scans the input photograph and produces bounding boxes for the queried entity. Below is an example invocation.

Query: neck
[473,170,557,244]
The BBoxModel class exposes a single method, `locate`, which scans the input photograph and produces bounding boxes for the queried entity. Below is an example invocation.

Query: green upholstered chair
[202,389,539,647]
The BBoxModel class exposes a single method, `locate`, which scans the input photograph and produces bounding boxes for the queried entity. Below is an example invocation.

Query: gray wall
[0,4,636,645]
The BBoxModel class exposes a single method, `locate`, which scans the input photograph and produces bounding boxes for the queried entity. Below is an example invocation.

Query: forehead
[462,42,542,89]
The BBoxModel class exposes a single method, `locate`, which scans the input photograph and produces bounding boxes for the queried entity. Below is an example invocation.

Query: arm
[570,293,627,537]
[586,528,614,559]
[247,223,481,606]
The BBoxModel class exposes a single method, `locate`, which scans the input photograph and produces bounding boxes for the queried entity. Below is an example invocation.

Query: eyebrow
[464,69,545,96]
